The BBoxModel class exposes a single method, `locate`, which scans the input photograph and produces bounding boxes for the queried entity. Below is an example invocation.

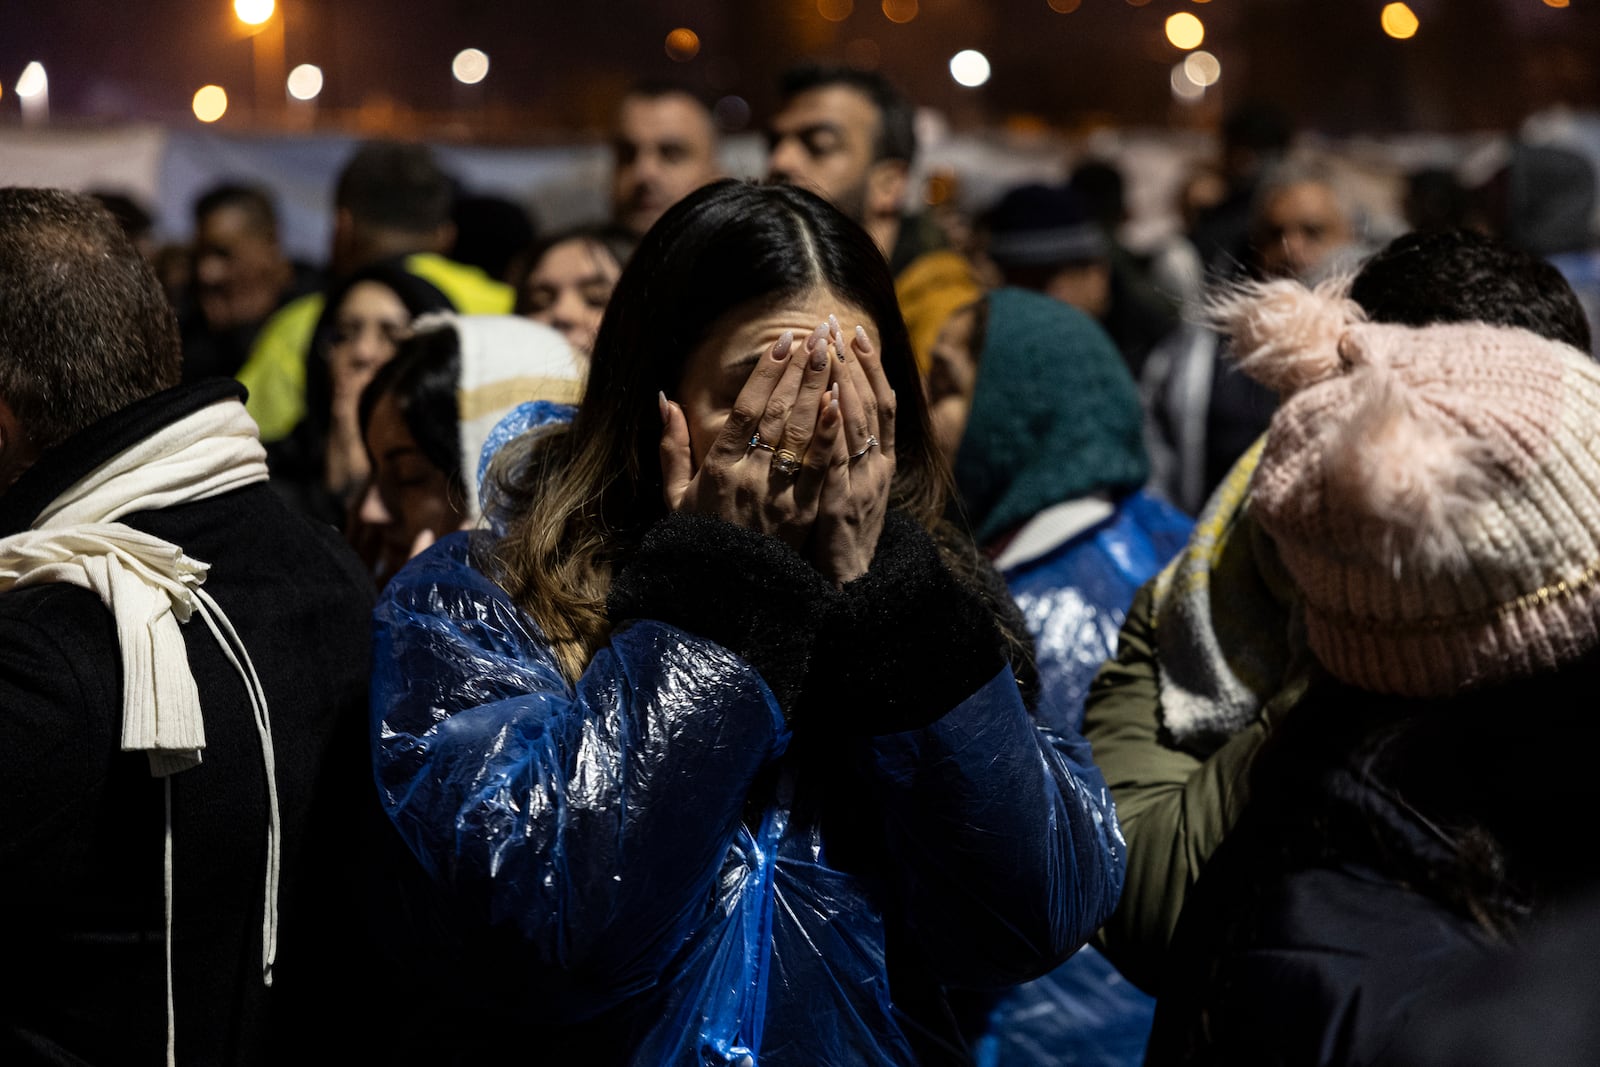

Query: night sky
[3,0,1597,137]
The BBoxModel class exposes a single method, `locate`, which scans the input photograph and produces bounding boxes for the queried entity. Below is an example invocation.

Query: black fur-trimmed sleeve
[605,512,835,714]
[797,511,1010,735]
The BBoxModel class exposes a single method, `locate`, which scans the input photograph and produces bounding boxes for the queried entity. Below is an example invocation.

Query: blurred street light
[664,29,700,62]
[1165,12,1205,50]
[286,63,323,101]
[452,48,490,84]
[16,62,48,126]
[1381,3,1419,39]
[234,0,274,26]
[1184,50,1221,87]
[950,50,991,88]
[193,85,229,123]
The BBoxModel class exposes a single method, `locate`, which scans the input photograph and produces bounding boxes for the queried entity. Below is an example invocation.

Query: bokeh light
[1381,3,1419,39]
[1543,0,1569,7]
[452,48,490,84]
[1165,12,1205,50]
[664,28,701,61]
[713,95,750,131]
[818,0,854,22]
[286,64,323,101]
[233,0,274,26]
[1126,0,1153,7]
[882,0,918,24]
[949,50,991,88]
[193,85,228,123]
[1184,50,1221,87]
[15,62,47,99]
[1048,0,1082,12]
[1170,63,1205,104]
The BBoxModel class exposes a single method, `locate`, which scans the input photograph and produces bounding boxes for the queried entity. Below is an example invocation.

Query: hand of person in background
[659,323,842,551]
[813,317,894,586]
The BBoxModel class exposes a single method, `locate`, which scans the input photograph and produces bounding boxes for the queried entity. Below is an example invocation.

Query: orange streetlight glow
[665,28,701,61]
[882,0,918,24]
[819,0,854,22]
[1381,3,1420,39]
[1166,12,1205,49]
[233,0,274,27]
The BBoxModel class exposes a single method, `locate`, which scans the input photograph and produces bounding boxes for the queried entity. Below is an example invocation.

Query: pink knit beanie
[1218,276,1600,697]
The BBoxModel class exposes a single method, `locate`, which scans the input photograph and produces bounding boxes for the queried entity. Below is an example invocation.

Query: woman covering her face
[369,181,1126,1064]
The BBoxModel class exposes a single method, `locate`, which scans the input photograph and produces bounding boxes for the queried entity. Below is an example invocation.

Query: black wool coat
[0,380,380,1065]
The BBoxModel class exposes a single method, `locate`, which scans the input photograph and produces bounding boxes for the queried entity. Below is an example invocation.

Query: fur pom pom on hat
[1221,277,1600,697]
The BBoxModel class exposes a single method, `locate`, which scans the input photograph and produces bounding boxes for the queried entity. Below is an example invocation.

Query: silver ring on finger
[773,448,802,476]
[848,435,878,462]
[748,431,778,454]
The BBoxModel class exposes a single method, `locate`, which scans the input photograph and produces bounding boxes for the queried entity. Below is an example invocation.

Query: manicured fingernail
[828,313,843,346]
[657,390,669,424]
[809,322,830,370]
[772,330,794,361]
[824,396,840,426]
[854,324,872,352]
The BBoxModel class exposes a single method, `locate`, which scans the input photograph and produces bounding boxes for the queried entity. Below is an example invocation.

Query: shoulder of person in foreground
[1082,492,1305,993]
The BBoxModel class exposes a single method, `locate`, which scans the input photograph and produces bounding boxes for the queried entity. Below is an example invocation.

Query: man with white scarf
[0,189,378,1064]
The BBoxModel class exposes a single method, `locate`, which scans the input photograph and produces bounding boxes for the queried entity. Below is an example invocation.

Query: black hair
[778,63,916,165]
[486,180,952,677]
[335,141,454,233]
[1068,160,1128,229]
[450,194,538,283]
[0,187,179,450]
[359,325,463,495]
[1350,228,1592,354]
[303,260,457,439]
[192,182,279,240]
[87,190,154,243]
[509,223,637,316]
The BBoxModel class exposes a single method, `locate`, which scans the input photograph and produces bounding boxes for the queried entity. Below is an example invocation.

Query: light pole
[235,0,285,127]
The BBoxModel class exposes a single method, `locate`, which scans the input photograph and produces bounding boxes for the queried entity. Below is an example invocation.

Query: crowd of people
[4,59,1600,1066]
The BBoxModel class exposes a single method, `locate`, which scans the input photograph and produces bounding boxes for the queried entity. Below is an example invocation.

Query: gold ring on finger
[748,431,778,454]
[773,449,802,476]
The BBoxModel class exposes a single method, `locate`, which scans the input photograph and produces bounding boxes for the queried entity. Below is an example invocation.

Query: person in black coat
[0,188,381,1064]
[1142,272,1600,1066]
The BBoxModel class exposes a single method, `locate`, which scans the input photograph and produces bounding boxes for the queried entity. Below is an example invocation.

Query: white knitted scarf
[0,397,278,1066]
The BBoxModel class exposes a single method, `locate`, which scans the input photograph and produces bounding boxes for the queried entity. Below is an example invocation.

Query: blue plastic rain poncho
[369,418,1127,1064]
[952,290,1194,1067]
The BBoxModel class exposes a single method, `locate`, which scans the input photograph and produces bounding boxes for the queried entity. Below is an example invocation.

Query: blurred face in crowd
[329,281,411,409]
[924,303,980,463]
[520,237,621,357]
[361,391,465,573]
[611,93,721,238]
[767,85,888,225]
[194,203,291,331]
[1254,180,1353,281]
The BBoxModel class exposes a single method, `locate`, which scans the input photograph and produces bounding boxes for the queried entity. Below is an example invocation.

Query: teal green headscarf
[953,287,1149,546]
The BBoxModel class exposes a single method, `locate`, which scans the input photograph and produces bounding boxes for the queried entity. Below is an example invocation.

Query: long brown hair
[483,180,953,683]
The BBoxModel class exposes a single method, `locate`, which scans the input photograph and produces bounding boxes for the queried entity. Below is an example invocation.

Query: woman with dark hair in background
[369,180,1126,1064]
[354,313,583,586]
[512,224,636,358]
[267,260,457,524]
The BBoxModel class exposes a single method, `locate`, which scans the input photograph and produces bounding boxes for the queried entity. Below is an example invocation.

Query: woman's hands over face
[660,304,894,583]
[661,323,841,552]
[812,316,894,586]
